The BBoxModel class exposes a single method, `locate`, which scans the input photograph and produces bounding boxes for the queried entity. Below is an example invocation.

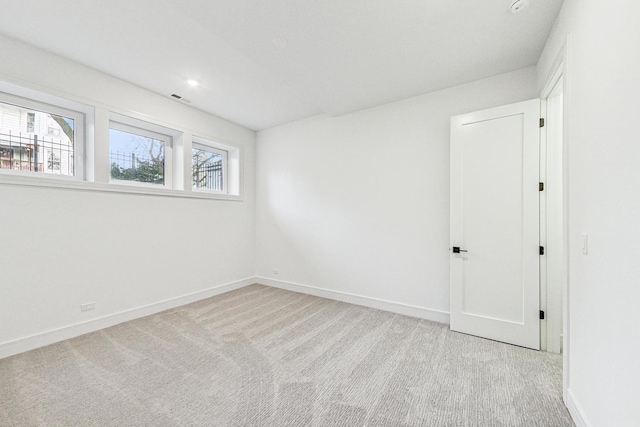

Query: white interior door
[450,99,540,350]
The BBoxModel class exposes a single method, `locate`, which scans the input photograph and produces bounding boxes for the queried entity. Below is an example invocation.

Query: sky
[109,128,164,162]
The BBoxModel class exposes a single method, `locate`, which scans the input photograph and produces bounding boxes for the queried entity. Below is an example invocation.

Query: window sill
[0,174,243,201]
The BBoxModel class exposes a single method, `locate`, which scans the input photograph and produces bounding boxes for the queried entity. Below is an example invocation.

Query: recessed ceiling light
[510,0,530,13]
[187,79,199,87]
[272,37,288,49]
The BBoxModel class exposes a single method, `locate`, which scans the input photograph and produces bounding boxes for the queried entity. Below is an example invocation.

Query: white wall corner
[0,277,256,360]
[256,276,450,324]
[565,388,592,427]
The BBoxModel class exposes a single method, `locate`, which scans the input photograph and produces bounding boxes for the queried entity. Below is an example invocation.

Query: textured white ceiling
[0,0,563,130]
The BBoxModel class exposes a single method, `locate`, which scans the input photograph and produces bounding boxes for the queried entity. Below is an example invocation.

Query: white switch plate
[273,268,279,275]
[581,234,588,254]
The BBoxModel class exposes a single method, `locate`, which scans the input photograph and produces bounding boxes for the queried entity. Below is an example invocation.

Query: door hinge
[539,246,545,255]
[540,310,545,320]
[540,118,545,127]
[539,182,544,191]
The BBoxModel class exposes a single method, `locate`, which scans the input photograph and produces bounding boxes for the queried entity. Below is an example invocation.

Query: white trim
[108,117,174,189]
[541,76,564,355]
[193,134,242,196]
[0,72,230,149]
[0,76,244,199]
[1,276,450,360]
[191,142,228,194]
[0,277,256,360]
[539,35,572,406]
[0,172,243,201]
[0,89,86,180]
[109,112,183,140]
[192,134,235,151]
[562,36,572,406]
[110,120,173,145]
[256,277,450,324]
[541,55,565,99]
[539,96,548,353]
[565,388,592,427]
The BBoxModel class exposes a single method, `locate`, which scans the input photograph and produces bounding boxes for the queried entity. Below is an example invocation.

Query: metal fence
[0,131,223,189]
[109,151,154,170]
[109,151,164,184]
[193,161,223,191]
[0,131,74,175]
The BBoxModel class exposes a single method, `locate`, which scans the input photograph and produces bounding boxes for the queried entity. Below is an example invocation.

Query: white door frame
[540,71,564,355]
[539,38,571,404]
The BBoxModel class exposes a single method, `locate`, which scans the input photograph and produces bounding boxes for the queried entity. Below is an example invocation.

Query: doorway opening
[540,73,564,354]
[539,54,568,403]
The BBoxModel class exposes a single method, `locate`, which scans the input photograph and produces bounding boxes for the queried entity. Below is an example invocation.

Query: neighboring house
[0,102,74,175]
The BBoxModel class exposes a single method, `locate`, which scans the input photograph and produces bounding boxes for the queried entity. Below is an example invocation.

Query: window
[191,136,241,197]
[0,82,242,200]
[26,112,35,133]
[0,93,83,178]
[109,122,171,187]
[47,151,61,171]
[192,144,227,193]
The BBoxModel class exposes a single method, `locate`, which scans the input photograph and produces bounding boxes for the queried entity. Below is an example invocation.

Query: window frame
[108,118,173,190]
[0,80,243,201]
[26,112,35,133]
[0,91,85,181]
[191,135,242,197]
[191,141,228,194]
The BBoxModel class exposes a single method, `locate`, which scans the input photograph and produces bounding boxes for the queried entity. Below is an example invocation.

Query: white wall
[6,6,638,423]
[256,67,537,320]
[538,1,640,426]
[0,35,256,356]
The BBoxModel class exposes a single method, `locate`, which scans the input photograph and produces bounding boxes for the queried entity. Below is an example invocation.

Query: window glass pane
[0,101,75,176]
[109,128,165,185]
[192,147,224,191]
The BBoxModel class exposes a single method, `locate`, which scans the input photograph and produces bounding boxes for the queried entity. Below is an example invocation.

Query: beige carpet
[0,284,574,426]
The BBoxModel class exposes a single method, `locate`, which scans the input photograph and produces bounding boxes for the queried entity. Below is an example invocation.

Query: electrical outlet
[273,268,279,275]
[80,302,95,312]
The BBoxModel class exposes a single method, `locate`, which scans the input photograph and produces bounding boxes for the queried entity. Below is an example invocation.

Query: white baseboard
[2,277,450,360]
[0,277,255,360]
[256,276,450,324]
[566,388,592,427]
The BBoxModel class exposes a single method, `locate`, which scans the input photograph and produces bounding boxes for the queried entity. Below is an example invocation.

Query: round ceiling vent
[510,0,531,13]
